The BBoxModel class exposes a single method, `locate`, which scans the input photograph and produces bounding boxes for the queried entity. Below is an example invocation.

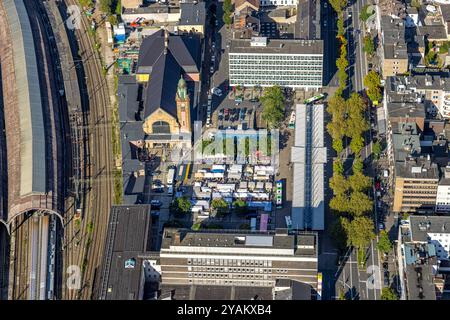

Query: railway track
[62,0,114,300]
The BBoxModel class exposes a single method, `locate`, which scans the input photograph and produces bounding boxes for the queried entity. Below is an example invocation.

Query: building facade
[229,37,323,89]
[159,229,318,290]
[393,158,440,213]
[436,165,450,212]
[380,16,408,78]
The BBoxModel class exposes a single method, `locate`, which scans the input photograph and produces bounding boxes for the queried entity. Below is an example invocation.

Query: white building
[408,216,450,260]
[229,37,323,89]
[436,166,450,213]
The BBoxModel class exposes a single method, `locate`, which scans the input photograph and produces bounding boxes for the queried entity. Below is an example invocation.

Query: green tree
[192,222,201,231]
[223,12,232,25]
[100,0,113,14]
[411,0,421,9]
[350,136,365,155]
[330,0,348,13]
[333,159,344,175]
[348,171,371,193]
[364,71,382,103]
[348,191,373,216]
[223,0,232,12]
[79,0,94,8]
[212,198,229,216]
[377,230,393,254]
[343,216,376,250]
[108,14,118,26]
[332,139,344,153]
[330,194,349,213]
[326,94,346,142]
[223,0,232,26]
[346,93,369,140]
[330,217,349,251]
[233,199,248,215]
[381,287,398,300]
[170,196,191,215]
[372,140,382,159]
[261,86,285,129]
[352,157,364,173]
[115,0,122,16]
[363,35,375,55]
[329,173,349,196]
[337,16,345,36]
[359,4,374,22]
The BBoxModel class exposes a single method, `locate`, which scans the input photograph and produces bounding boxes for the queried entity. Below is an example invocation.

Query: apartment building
[159,228,318,291]
[398,215,450,300]
[229,37,323,89]
[381,16,408,78]
[393,157,440,213]
[385,74,450,119]
[436,165,450,213]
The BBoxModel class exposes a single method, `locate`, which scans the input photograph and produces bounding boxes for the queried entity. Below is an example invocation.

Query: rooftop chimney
[174,231,181,244]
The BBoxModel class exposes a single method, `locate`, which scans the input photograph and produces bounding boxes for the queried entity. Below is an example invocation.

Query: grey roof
[99,205,152,300]
[394,157,440,180]
[143,53,180,118]
[136,30,200,119]
[392,131,421,161]
[4,0,46,196]
[291,104,326,230]
[162,228,317,256]
[179,2,206,26]
[440,4,450,22]
[387,101,426,119]
[137,30,200,74]
[387,74,450,92]
[295,0,316,39]
[381,15,408,59]
[405,263,437,300]
[118,76,140,122]
[230,38,323,55]
[418,25,448,40]
[409,216,450,242]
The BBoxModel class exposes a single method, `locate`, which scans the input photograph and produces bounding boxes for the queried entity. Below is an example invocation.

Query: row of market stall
[190,164,277,218]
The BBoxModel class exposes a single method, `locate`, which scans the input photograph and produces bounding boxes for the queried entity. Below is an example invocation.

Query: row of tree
[327,93,369,154]
[328,1,377,265]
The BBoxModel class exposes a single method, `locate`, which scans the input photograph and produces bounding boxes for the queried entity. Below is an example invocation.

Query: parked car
[211,87,222,96]
[151,200,162,208]
[210,66,214,73]
[378,222,385,230]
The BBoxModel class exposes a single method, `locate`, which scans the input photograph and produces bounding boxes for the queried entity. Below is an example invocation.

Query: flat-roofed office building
[229,37,323,89]
[159,228,318,292]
